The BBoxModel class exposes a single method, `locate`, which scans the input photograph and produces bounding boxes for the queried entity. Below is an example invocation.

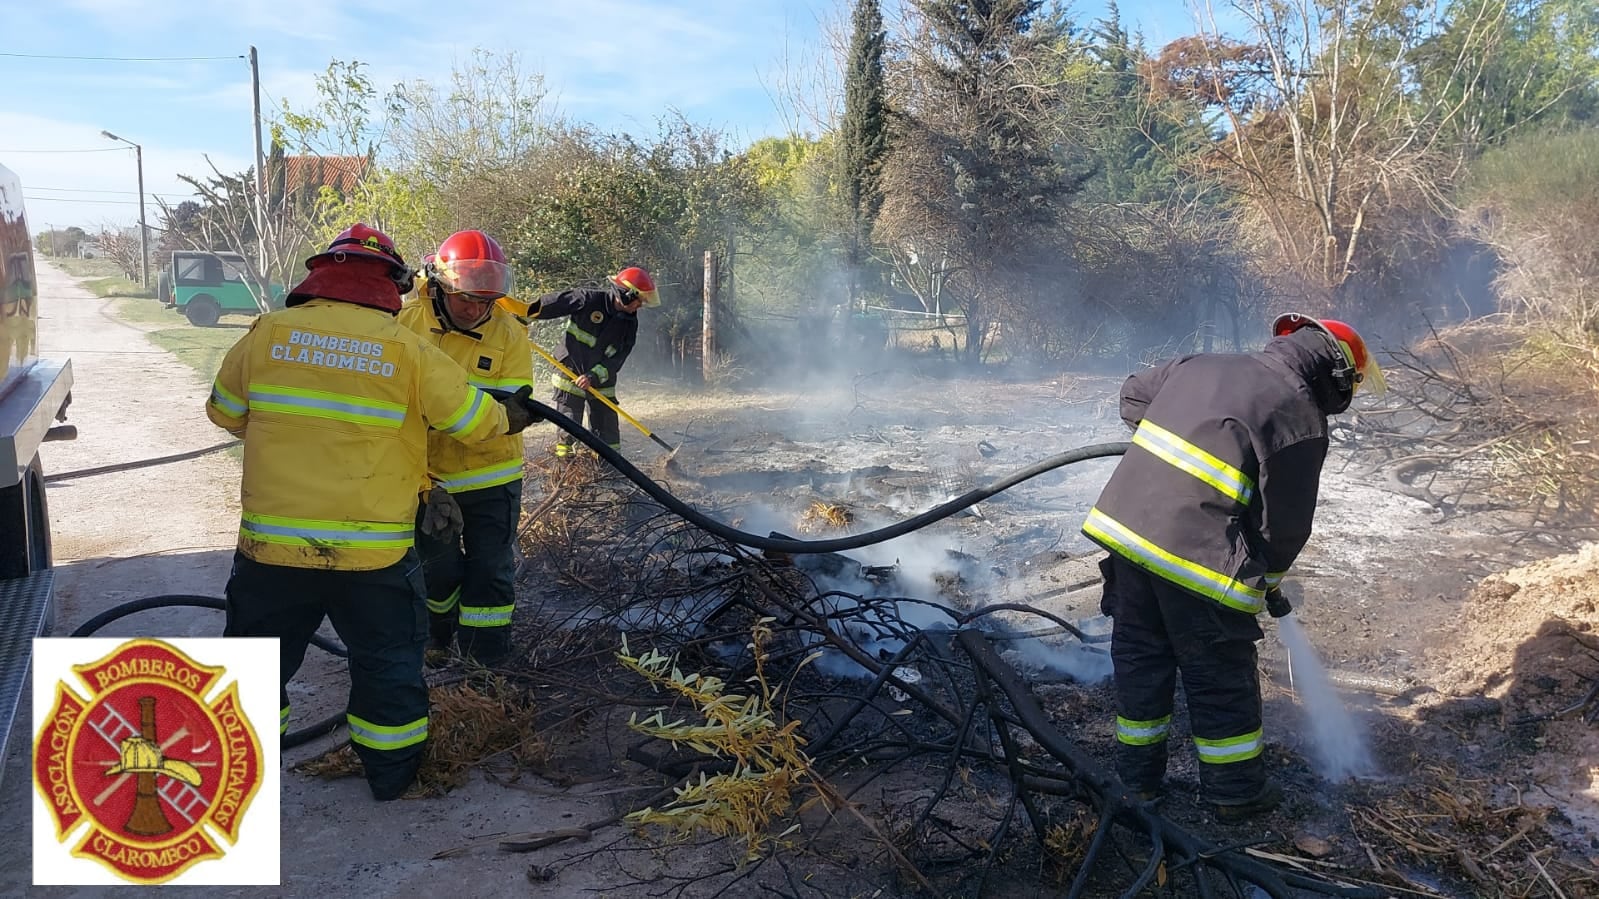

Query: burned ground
[319,368,1599,898]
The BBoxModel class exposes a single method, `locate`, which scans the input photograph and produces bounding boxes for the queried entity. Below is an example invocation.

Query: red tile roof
[280,155,368,194]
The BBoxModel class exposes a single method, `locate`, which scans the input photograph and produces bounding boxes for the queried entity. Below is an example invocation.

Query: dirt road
[0,262,620,897]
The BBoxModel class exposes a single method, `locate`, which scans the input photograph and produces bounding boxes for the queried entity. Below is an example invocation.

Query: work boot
[424,623,455,667]
[1211,779,1282,824]
[1120,777,1163,803]
[459,630,511,669]
[369,772,420,802]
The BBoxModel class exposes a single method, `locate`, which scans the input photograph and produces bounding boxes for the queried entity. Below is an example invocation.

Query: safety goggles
[613,277,660,308]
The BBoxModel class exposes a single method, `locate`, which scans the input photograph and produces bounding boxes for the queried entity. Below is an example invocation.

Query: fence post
[702,250,718,383]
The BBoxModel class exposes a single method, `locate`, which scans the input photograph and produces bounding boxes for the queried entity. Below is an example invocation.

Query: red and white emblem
[33,638,265,884]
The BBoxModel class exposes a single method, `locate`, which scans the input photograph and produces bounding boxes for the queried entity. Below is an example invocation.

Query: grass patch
[51,257,126,279]
[108,299,250,384]
[52,256,155,298]
[112,297,182,327]
[143,326,247,383]
[83,277,156,300]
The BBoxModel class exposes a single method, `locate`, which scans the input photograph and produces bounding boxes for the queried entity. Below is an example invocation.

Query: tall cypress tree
[837,0,887,308]
[1083,3,1202,205]
[875,0,1086,360]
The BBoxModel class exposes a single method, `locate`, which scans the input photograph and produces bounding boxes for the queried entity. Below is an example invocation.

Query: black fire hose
[524,397,1129,554]
[69,595,349,748]
[62,404,1129,749]
[68,594,348,658]
[45,440,241,484]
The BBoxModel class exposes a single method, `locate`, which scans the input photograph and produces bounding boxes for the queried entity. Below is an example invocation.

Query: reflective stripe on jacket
[397,297,533,493]
[206,298,510,570]
[1082,338,1334,614]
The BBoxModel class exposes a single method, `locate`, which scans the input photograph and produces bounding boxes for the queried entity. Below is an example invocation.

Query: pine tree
[837,0,888,308]
[875,0,1088,360]
[1082,4,1203,205]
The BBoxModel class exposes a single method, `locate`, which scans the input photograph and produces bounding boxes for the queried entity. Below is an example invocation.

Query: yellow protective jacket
[396,295,534,493]
[206,298,510,571]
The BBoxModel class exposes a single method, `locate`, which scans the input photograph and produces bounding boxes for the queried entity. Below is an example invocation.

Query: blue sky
[1,0,1212,231]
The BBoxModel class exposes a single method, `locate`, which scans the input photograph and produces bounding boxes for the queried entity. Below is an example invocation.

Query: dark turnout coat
[527,286,638,389]
[1082,329,1347,615]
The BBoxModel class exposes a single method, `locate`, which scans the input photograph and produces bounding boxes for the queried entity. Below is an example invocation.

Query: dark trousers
[1099,554,1267,802]
[414,481,522,664]
[223,550,429,801]
[552,383,620,451]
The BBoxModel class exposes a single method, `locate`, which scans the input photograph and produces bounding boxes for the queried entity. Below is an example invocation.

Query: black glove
[1265,587,1293,619]
[419,485,464,543]
[499,385,540,435]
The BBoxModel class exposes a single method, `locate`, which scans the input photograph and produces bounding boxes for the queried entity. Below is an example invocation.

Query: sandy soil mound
[1424,542,1599,835]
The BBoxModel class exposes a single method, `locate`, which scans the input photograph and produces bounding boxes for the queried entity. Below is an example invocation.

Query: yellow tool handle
[526,340,658,440]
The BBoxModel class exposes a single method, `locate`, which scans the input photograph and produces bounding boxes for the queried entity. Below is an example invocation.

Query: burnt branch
[494,461,1404,896]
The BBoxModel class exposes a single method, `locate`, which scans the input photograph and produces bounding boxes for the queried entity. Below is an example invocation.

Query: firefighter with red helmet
[501,267,658,458]
[397,230,532,666]
[1081,313,1384,822]
[207,224,537,801]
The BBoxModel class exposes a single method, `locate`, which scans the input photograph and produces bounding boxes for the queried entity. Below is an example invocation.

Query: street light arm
[99,128,150,288]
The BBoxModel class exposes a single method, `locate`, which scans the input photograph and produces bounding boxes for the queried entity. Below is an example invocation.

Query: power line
[0,52,243,61]
[23,195,146,205]
[0,147,123,154]
[25,185,141,194]
[27,185,193,199]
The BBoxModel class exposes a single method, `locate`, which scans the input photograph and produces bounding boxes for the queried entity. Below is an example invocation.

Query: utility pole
[101,130,149,288]
[45,223,55,256]
[249,46,267,279]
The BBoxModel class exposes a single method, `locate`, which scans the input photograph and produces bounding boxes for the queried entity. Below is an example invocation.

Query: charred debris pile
[454,455,1397,898]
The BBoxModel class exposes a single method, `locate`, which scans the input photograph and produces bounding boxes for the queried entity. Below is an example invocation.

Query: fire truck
[0,162,76,783]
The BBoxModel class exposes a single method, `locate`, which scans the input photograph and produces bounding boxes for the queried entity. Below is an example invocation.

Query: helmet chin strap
[1313,328,1356,411]
[428,280,488,339]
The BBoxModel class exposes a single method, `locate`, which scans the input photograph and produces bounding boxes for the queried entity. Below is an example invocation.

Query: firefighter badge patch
[32,637,280,885]
[590,310,604,324]
[477,355,493,371]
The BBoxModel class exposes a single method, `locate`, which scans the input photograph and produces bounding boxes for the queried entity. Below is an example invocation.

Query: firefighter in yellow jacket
[397,230,531,666]
[206,224,537,801]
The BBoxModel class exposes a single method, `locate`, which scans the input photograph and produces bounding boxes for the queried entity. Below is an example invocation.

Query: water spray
[1273,603,1376,781]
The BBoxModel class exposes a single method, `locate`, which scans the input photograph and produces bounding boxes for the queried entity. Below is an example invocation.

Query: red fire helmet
[306,223,409,279]
[429,230,514,300]
[1271,313,1387,396]
[609,266,659,308]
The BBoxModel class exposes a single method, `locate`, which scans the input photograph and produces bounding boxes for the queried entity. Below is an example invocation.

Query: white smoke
[1277,612,1376,780]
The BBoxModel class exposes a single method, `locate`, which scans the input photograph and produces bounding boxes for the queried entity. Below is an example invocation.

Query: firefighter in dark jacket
[208,224,537,801]
[500,267,658,457]
[1081,313,1385,822]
